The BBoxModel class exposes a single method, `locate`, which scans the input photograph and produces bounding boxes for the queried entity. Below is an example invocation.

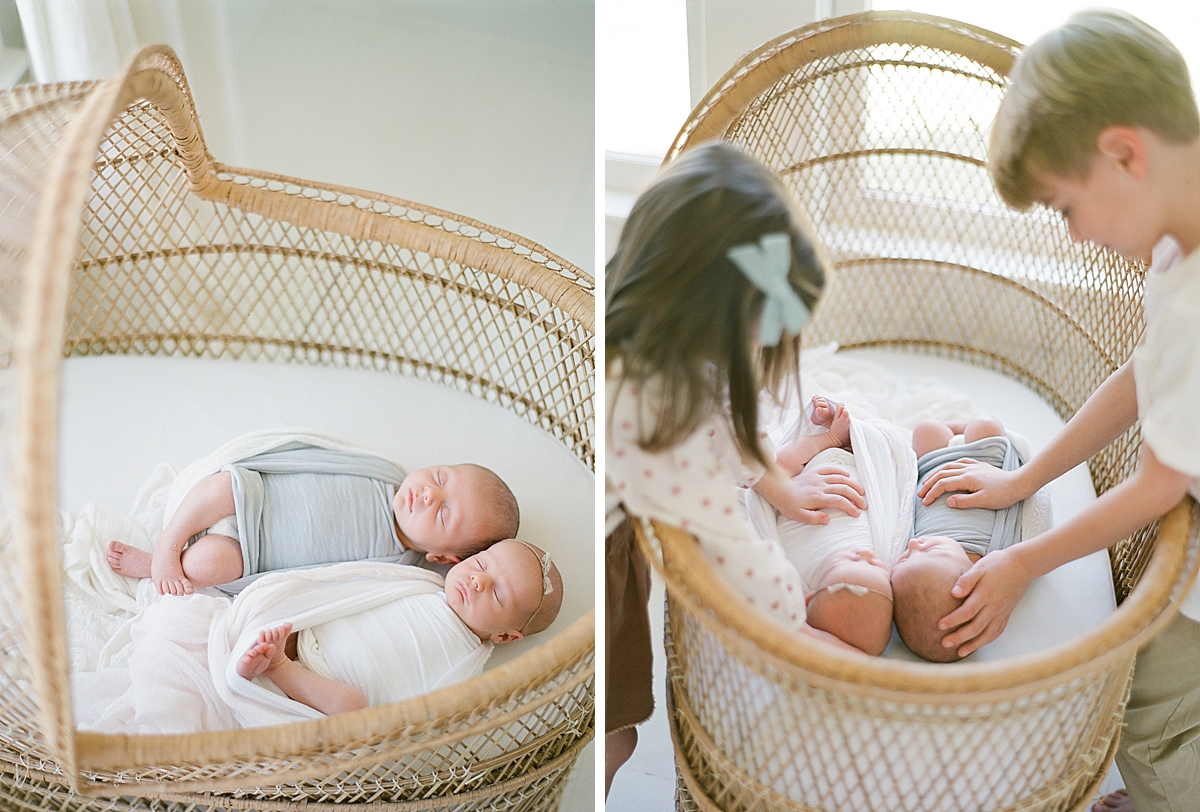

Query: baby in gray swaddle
[106,440,521,597]
[890,415,1025,662]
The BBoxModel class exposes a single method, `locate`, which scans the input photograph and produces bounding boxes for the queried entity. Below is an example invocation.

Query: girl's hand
[917,460,1026,509]
[937,546,1033,657]
[777,465,867,524]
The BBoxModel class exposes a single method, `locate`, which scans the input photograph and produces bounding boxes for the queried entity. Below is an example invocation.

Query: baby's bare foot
[237,639,277,680]
[237,623,293,680]
[1091,789,1134,812]
[150,544,193,596]
[107,541,152,578]
[810,396,840,428]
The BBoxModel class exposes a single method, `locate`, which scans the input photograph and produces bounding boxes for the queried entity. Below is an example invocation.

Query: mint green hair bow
[726,232,810,347]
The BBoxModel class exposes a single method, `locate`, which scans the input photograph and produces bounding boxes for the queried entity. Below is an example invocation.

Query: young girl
[604,140,868,793]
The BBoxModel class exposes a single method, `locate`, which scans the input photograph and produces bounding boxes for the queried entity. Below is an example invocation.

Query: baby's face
[444,540,542,642]
[814,548,892,598]
[393,464,494,562]
[891,536,971,583]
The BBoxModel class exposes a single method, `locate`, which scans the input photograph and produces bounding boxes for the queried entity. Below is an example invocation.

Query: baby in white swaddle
[235,539,563,714]
[774,397,894,656]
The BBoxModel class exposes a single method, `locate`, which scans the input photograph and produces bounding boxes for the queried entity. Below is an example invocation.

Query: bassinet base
[0,732,589,812]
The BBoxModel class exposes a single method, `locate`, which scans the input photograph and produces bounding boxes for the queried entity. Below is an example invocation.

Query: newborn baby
[108,439,520,596]
[891,415,1024,662]
[236,539,563,713]
[775,397,894,656]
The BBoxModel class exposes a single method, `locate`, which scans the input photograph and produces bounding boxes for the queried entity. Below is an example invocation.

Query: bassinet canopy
[0,47,594,811]
[638,12,1200,812]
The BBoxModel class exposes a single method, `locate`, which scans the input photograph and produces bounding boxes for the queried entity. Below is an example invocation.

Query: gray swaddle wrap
[215,441,414,594]
[913,435,1024,557]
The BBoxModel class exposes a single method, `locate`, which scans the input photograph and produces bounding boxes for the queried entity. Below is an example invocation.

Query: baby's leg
[912,420,955,457]
[151,471,237,596]
[179,533,244,590]
[237,622,292,680]
[963,414,1004,443]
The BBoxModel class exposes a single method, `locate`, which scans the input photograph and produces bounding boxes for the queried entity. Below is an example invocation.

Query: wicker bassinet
[0,47,594,811]
[637,12,1200,812]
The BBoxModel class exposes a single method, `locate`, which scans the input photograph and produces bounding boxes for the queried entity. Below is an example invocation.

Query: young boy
[236,539,563,715]
[108,453,520,596]
[916,10,1200,810]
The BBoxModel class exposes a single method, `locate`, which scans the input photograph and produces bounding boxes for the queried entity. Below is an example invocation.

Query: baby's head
[443,539,564,643]
[804,549,893,656]
[890,536,973,663]
[393,464,520,564]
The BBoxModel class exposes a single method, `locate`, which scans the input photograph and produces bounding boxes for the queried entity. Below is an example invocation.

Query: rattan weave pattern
[642,11,1200,812]
[1,46,593,811]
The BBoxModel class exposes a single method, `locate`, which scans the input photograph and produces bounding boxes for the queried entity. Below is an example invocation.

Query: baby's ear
[426,552,462,565]
[490,629,524,644]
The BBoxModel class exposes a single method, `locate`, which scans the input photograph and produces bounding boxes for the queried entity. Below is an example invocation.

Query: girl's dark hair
[606,141,826,468]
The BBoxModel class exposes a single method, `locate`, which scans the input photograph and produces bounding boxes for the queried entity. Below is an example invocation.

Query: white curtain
[14,0,247,164]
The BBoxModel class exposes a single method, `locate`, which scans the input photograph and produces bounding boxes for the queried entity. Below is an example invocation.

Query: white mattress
[841,348,1115,662]
[57,355,594,669]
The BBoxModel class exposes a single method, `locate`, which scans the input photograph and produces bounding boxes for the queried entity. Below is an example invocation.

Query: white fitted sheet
[57,355,594,670]
[840,348,1114,662]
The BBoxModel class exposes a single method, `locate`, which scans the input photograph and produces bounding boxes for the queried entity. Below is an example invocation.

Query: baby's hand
[937,547,1033,657]
[237,623,293,680]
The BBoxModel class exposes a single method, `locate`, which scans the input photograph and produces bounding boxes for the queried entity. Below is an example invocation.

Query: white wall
[216,0,594,274]
[605,0,866,261]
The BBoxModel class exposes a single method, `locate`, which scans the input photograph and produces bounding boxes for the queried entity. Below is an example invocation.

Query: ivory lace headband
[515,540,554,634]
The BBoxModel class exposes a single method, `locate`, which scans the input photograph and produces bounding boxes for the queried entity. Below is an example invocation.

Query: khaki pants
[1118,611,1200,812]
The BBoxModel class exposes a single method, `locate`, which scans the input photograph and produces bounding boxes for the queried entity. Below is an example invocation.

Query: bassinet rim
[10,44,594,796]
[72,608,595,783]
[637,496,1196,697]
[664,10,1022,167]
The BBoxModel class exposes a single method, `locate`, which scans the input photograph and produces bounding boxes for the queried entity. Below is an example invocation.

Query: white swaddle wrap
[297,591,486,707]
[745,409,917,590]
[768,448,872,591]
[72,561,491,733]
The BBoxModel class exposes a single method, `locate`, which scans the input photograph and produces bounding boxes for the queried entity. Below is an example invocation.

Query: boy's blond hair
[989,9,1199,209]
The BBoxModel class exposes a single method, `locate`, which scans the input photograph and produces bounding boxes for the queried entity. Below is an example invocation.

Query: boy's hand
[937,546,1034,657]
[917,460,1026,509]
